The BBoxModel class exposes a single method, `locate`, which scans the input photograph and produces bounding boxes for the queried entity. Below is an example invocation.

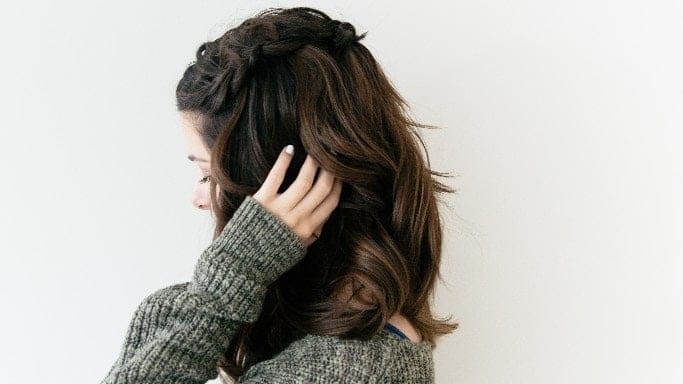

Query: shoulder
[238,332,391,383]
[238,329,435,383]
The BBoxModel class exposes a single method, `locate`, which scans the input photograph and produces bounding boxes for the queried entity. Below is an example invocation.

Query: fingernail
[285,145,294,155]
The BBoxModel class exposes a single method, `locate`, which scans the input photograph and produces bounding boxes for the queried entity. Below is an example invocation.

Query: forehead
[180,110,202,134]
[180,111,210,161]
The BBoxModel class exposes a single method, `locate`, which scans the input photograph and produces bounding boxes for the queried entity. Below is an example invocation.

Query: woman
[101,6,457,384]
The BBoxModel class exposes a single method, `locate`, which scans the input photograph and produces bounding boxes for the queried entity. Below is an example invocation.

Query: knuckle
[300,223,314,237]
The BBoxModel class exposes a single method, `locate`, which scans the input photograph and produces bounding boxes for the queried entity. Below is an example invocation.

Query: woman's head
[177,7,370,220]
[176,6,458,381]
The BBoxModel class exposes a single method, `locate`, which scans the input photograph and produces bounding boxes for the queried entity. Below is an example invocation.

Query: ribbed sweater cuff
[189,195,308,322]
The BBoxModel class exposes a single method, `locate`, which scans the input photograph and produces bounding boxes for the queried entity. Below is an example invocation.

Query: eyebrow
[187,154,209,163]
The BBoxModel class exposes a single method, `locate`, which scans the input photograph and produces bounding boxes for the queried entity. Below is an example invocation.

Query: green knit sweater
[100,195,435,383]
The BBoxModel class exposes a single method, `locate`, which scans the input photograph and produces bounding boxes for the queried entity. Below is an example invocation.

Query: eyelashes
[198,175,211,184]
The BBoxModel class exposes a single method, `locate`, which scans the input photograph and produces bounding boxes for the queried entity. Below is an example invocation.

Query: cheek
[193,182,210,198]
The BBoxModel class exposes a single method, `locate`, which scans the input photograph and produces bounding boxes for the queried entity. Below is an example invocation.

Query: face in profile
[180,111,213,211]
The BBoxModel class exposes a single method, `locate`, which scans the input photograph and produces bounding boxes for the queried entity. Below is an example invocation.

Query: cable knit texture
[100,195,435,384]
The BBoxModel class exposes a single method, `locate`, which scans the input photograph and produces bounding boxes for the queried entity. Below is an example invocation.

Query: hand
[252,145,343,247]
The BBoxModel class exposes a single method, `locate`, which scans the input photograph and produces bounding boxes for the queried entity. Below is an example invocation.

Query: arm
[100,195,308,384]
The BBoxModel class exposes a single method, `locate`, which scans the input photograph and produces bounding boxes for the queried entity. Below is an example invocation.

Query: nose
[191,189,210,211]
[192,197,209,210]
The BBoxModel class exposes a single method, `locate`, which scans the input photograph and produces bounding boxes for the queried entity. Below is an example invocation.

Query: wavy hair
[175,6,458,382]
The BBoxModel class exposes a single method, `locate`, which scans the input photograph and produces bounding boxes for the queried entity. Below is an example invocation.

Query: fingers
[280,153,320,205]
[307,177,343,229]
[258,145,295,198]
[259,147,342,233]
[293,167,336,217]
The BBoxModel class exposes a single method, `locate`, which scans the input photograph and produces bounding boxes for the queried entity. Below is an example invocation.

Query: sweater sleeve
[99,195,308,384]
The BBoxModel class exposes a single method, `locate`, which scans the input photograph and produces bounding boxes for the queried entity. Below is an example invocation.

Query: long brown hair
[175,7,458,382]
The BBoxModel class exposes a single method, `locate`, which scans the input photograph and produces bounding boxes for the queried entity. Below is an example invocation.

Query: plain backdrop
[0,1,681,383]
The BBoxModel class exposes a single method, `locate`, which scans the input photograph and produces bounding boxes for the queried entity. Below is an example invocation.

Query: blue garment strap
[383,322,408,340]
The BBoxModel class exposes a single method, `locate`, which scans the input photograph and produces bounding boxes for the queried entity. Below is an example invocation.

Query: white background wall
[0,1,681,383]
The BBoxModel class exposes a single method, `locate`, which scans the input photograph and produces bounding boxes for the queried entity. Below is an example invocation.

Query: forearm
[100,195,308,384]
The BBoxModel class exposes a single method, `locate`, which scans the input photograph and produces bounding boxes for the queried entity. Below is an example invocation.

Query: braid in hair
[177,8,367,115]
[329,19,363,51]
